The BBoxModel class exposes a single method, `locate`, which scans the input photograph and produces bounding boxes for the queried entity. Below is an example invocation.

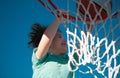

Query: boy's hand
[56,10,69,22]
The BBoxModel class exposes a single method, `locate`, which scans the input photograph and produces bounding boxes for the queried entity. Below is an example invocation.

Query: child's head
[28,23,67,54]
[50,31,67,54]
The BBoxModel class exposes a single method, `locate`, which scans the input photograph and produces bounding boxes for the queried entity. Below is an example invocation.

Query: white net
[64,0,120,78]
[38,0,120,78]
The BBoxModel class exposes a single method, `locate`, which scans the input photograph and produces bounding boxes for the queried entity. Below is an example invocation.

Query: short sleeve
[32,48,49,67]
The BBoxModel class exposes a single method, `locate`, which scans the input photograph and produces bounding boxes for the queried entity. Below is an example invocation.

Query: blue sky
[0,0,53,78]
[0,0,120,78]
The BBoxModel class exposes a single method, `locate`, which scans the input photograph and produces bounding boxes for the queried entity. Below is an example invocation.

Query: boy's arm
[36,18,61,58]
[35,11,68,59]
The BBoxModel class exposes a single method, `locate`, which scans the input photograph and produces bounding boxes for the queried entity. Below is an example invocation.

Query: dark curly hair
[28,23,47,48]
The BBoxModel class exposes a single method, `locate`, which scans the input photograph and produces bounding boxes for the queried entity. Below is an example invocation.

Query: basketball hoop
[38,0,120,78]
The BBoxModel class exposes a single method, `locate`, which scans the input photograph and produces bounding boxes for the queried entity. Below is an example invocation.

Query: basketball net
[38,0,120,78]
[64,0,120,78]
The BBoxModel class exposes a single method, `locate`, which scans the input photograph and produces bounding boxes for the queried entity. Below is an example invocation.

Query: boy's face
[51,32,67,54]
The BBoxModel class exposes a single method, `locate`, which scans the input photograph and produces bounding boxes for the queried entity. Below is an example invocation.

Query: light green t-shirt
[32,48,74,78]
